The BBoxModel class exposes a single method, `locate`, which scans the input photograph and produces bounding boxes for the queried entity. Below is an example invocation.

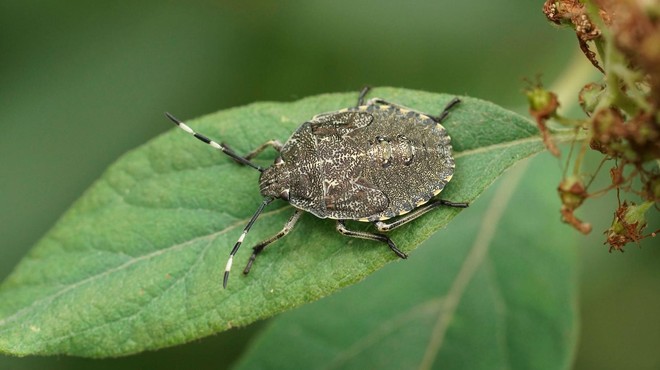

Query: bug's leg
[357,86,371,106]
[336,220,407,259]
[243,209,303,275]
[365,98,432,118]
[366,97,461,123]
[243,140,284,159]
[223,140,284,165]
[373,199,469,232]
[366,98,407,109]
[165,112,263,172]
[431,98,461,123]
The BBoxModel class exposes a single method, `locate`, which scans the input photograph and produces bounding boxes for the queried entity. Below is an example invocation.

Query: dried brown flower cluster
[535,0,659,250]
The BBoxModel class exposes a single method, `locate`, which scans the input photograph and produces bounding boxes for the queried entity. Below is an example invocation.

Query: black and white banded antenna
[165,112,264,172]
[223,197,273,288]
[165,112,272,288]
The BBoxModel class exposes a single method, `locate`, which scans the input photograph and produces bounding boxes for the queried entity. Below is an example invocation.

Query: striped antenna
[165,112,264,172]
[224,197,274,288]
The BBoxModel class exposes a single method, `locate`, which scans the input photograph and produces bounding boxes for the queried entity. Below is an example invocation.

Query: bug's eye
[280,189,290,200]
[274,156,285,165]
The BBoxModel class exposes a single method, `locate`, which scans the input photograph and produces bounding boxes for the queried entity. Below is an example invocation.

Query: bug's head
[259,156,291,201]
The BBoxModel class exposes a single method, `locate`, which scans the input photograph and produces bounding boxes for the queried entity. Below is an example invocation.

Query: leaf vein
[417,160,531,370]
[39,238,216,349]
[0,207,291,330]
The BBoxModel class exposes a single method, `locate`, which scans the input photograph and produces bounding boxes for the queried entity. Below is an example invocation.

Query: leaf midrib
[0,133,564,335]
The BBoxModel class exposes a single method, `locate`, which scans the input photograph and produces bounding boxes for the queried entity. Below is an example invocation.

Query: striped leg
[357,86,371,106]
[222,139,283,166]
[243,209,303,275]
[336,220,407,259]
[365,97,461,124]
[431,98,461,123]
[373,199,468,232]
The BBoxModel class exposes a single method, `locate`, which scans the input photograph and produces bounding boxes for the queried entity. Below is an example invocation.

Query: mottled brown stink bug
[165,87,468,288]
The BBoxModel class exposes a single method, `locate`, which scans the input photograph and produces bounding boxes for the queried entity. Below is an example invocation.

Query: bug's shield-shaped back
[309,111,390,219]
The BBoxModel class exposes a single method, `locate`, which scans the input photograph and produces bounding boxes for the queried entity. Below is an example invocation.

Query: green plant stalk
[545,48,597,176]
[586,2,643,116]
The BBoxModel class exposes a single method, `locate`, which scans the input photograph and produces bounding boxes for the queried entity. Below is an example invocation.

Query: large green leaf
[232,155,579,370]
[0,88,549,357]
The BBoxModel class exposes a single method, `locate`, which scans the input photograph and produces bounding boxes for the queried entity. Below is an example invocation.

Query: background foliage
[0,0,658,369]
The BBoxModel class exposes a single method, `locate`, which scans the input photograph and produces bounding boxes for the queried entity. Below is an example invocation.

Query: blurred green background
[1,1,658,369]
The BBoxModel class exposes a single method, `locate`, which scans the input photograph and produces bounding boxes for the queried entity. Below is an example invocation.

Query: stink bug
[165,87,468,288]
